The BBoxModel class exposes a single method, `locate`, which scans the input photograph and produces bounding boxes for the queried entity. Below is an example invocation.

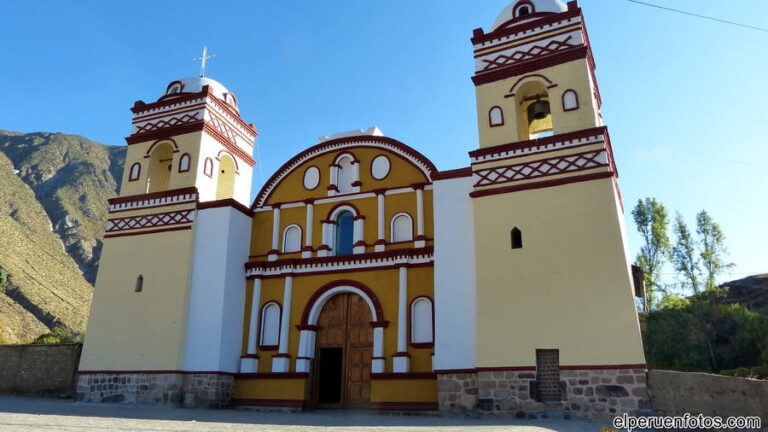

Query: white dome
[491,0,568,31]
[163,76,238,110]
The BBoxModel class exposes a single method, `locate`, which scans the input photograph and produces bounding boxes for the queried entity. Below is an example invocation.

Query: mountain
[0,130,125,343]
[720,274,768,312]
[0,130,125,284]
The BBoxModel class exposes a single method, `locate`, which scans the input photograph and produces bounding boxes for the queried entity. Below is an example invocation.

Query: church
[77,0,648,418]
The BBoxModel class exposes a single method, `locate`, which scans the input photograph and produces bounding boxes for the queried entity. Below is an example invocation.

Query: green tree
[632,198,670,311]
[31,327,83,344]
[696,211,733,291]
[670,214,701,294]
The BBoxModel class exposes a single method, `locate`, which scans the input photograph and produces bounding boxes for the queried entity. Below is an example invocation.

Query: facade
[77,0,648,418]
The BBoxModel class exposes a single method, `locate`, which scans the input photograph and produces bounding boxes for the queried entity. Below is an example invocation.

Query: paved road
[0,396,606,432]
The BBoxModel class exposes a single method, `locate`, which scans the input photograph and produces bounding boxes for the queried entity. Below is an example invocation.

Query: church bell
[528,99,551,122]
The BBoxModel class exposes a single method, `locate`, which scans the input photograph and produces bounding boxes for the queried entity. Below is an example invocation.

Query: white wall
[183,206,252,373]
[433,175,477,371]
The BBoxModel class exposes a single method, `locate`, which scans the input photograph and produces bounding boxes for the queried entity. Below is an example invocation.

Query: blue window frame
[335,211,354,255]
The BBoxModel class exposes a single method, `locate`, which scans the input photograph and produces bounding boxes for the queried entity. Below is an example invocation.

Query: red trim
[471,8,581,45]
[300,280,384,325]
[392,352,411,358]
[434,368,476,374]
[273,353,291,358]
[472,46,588,86]
[505,73,557,97]
[488,105,504,127]
[431,167,472,181]
[252,138,437,208]
[295,325,319,331]
[143,138,179,156]
[78,370,235,376]
[248,261,434,280]
[259,300,282,351]
[411,343,434,349]
[369,401,438,411]
[258,345,279,351]
[178,153,191,173]
[128,163,142,182]
[240,354,259,359]
[351,180,362,187]
[470,171,614,198]
[476,366,536,372]
[108,187,198,206]
[246,247,433,272]
[232,398,307,408]
[469,126,607,159]
[235,373,307,379]
[370,372,436,380]
[197,199,253,217]
[326,202,361,219]
[562,89,579,111]
[106,209,194,233]
[369,320,390,328]
[216,149,241,171]
[560,363,647,371]
[164,80,184,95]
[104,225,191,239]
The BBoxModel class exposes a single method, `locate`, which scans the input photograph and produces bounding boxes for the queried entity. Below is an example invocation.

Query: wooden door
[314,293,372,408]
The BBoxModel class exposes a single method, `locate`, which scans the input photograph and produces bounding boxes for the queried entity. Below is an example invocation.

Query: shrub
[31,326,83,344]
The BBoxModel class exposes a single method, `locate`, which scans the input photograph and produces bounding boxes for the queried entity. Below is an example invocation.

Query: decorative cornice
[252,136,437,209]
[469,126,608,163]
[472,45,588,86]
[245,247,434,279]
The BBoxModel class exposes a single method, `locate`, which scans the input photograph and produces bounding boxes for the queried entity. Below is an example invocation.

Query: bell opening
[527,100,551,123]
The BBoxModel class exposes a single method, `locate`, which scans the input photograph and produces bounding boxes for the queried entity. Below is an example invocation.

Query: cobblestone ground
[0,396,607,432]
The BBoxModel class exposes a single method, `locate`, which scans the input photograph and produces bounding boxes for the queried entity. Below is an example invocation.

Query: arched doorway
[146,141,174,193]
[216,154,236,200]
[313,293,372,408]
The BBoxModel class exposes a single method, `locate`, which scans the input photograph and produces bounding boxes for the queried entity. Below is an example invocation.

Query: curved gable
[252,136,436,208]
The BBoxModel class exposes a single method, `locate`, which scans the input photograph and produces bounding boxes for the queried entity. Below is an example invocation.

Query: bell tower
[467,0,648,415]
[78,76,256,407]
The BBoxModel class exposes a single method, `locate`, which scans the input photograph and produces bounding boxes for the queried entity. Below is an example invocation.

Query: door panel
[314,293,373,408]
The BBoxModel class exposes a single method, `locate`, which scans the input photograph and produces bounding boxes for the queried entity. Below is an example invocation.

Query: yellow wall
[475,58,600,148]
[80,227,195,370]
[234,377,308,401]
[472,178,645,367]
[370,379,437,403]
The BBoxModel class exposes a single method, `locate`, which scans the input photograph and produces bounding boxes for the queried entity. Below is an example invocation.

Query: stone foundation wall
[438,368,648,420]
[76,373,233,408]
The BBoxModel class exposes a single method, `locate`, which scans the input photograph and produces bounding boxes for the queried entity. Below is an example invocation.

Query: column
[392,265,410,372]
[414,186,426,248]
[318,221,331,257]
[296,326,317,373]
[269,205,281,261]
[372,326,385,373]
[375,191,386,252]
[272,276,293,372]
[353,215,366,254]
[240,278,261,373]
[302,201,314,258]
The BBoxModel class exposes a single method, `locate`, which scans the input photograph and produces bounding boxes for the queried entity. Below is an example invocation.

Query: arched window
[391,213,413,243]
[146,141,174,193]
[203,157,214,178]
[282,225,302,253]
[511,227,523,249]
[336,155,356,194]
[562,90,579,111]
[128,163,141,182]
[166,81,183,95]
[514,2,534,17]
[411,297,434,346]
[178,153,191,173]
[259,302,281,349]
[216,154,236,200]
[334,211,355,256]
[134,275,144,293]
[489,106,504,127]
[224,93,238,108]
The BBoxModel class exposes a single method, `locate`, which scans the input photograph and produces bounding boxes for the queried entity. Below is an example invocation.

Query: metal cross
[193,46,215,77]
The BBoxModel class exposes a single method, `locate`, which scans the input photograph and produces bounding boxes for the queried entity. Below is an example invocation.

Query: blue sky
[2,0,766,285]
